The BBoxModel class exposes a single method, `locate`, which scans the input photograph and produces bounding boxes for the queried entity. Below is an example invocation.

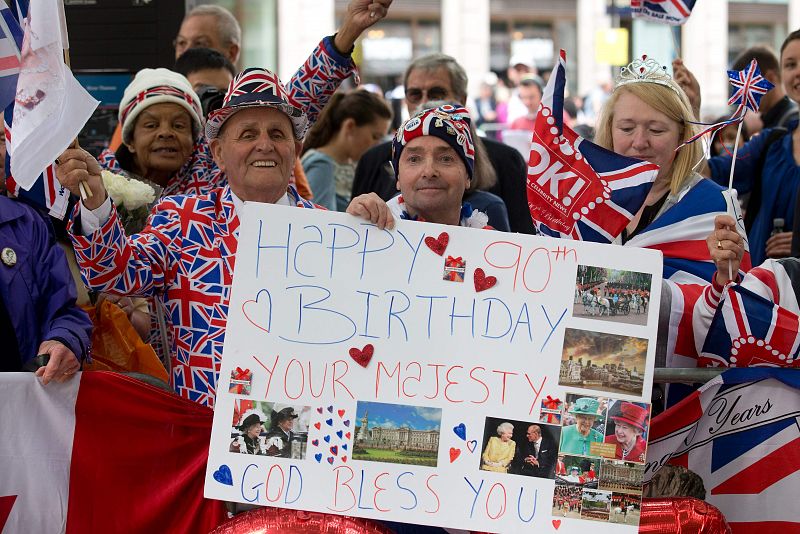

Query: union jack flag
[728,59,774,116]
[645,368,800,532]
[0,4,22,110]
[702,284,800,368]
[529,49,659,243]
[631,0,698,25]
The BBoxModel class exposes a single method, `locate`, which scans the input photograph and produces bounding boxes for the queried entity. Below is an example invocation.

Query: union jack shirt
[68,185,319,408]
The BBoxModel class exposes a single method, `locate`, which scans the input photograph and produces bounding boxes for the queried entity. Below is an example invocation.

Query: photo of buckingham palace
[357,412,440,452]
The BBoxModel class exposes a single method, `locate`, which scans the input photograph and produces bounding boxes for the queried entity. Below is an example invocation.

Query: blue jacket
[0,196,91,367]
[708,120,799,265]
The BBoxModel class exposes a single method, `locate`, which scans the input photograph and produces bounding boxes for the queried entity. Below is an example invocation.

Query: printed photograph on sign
[559,394,607,457]
[609,493,642,525]
[600,400,650,462]
[559,328,648,396]
[573,265,652,326]
[599,459,645,494]
[581,489,612,522]
[229,399,311,458]
[353,401,441,467]
[477,417,562,478]
[552,483,584,519]
[555,454,600,489]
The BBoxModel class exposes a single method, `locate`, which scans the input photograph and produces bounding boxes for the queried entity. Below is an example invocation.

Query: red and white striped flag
[0,372,226,533]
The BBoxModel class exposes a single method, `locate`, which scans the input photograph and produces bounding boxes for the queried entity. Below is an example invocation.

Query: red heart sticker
[338,409,346,418]
[241,290,271,333]
[349,344,374,367]
[449,447,461,463]
[342,456,348,463]
[345,432,351,439]
[552,519,561,530]
[314,422,321,430]
[473,268,497,292]
[424,232,449,256]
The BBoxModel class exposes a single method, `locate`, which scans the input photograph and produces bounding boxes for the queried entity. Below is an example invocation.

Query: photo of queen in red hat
[603,401,650,462]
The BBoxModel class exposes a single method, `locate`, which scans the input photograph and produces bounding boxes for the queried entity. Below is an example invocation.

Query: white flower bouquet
[101,170,160,233]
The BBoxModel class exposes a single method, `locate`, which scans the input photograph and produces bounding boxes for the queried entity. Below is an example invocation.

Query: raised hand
[335,0,393,53]
[55,147,107,210]
[707,214,745,285]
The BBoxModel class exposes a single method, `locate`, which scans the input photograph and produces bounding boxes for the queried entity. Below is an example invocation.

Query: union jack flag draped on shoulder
[527,50,659,243]
[646,368,800,532]
[631,0,698,25]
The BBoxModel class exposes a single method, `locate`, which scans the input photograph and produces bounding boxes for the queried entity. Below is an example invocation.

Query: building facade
[189,0,800,116]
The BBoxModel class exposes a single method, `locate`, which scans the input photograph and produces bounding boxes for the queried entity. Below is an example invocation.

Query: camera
[195,84,226,118]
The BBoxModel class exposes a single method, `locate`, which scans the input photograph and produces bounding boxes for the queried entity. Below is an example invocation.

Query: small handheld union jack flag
[727,58,774,115]
[677,58,774,152]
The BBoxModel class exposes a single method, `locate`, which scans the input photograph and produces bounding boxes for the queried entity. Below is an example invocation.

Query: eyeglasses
[173,37,213,52]
[405,86,451,105]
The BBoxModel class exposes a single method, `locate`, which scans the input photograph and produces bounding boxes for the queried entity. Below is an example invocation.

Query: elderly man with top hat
[55,68,349,408]
[604,402,649,462]
[559,397,604,456]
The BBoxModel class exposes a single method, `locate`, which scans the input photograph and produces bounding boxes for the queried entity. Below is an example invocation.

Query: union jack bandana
[728,59,774,116]
[391,105,475,179]
[206,67,308,140]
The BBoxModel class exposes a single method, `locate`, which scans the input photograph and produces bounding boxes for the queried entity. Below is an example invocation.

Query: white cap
[118,68,203,144]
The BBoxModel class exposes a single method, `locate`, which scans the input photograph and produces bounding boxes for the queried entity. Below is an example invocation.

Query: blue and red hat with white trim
[391,104,475,179]
[205,67,308,141]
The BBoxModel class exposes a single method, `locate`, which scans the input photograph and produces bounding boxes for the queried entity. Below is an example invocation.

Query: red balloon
[640,497,731,533]
[210,508,394,534]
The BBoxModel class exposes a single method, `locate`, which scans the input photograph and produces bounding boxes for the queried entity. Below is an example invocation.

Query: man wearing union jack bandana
[347,105,493,230]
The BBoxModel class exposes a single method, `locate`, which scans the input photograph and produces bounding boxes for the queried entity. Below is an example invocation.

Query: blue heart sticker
[213,464,233,486]
[315,453,323,463]
[453,423,467,441]
[324,435,331,443]
[336,430,343,439]
[342,443,348,451]
[326,418,333,426]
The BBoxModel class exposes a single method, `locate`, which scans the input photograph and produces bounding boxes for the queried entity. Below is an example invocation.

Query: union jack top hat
[205,67,308,141]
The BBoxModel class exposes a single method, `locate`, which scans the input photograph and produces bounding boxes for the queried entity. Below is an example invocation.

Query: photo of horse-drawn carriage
[573,266,652,326]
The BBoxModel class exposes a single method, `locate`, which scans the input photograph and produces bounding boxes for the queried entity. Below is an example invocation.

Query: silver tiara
[615,55,681,95]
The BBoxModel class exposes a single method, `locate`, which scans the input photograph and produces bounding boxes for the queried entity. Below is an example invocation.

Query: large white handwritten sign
[206,204,663,532]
